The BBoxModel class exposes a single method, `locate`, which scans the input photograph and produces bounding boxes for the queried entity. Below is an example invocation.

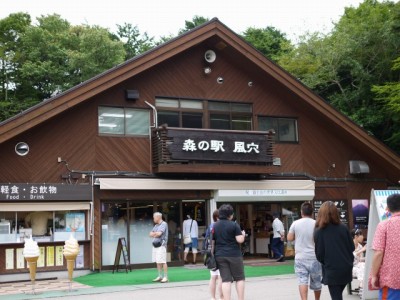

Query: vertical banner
[55,246,64,266]
[352,199,369,226]
[38,247,45,267]
[16,248,25,269]
[5,249,14,270]
[46,246,54,267]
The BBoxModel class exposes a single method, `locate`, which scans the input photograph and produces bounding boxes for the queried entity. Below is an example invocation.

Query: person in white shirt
[287,202,322,300]
[182,214,199,264]
[272,212,285,262]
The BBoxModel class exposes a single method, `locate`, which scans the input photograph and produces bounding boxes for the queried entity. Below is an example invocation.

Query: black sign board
[112,237,131,273]
[167,129,272,163]
[0,183,91,201]
[314,200,349,226]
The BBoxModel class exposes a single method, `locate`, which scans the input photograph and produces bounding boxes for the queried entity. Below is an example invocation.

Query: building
[0,19,399,276]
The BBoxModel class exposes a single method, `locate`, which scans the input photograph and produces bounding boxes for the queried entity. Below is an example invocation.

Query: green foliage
[0,13,126,120]
[178,15,210,34]
[116,23,155,60]
[242,27,292,62]
[278,0,400,152]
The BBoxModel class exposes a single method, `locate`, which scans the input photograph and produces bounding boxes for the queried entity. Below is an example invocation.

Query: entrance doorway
[217,202,302,257]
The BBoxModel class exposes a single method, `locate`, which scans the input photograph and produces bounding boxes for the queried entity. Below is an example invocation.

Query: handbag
[152,240,162,248]
[183,219,194,245]
[203,227,218,271]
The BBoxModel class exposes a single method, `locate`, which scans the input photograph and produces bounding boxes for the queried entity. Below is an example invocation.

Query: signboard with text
[313,200,349,226]
[167,129,273,163]
[0,183,91,201]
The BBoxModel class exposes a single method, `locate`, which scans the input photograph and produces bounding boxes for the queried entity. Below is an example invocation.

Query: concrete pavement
[0,274,365,300]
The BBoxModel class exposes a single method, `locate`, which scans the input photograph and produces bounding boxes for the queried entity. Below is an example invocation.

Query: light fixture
[15,142,29,156]
[217,77,224,84]
[204,67,212,74]
[248,81,253,87]
[125,90,139,101]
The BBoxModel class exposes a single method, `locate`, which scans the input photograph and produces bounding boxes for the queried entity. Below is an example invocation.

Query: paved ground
[0,274,367,300]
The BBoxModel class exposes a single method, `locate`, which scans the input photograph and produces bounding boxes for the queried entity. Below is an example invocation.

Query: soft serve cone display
[63,235,80,283]
[23,236,40,293]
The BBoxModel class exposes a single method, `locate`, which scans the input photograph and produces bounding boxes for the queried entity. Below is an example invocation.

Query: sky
[1,0,365,41]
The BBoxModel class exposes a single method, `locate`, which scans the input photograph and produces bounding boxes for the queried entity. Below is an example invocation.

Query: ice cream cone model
[65,254,78,281]
[63,235,80,284]
[23,236,40,294]
[25,256,39,281]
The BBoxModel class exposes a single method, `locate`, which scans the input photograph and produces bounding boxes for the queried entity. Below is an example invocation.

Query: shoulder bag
[152,221,165,248]
[204,226,218,271]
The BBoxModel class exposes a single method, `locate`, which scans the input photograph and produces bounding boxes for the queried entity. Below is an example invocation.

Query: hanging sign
[0,183,91,201]
[167,129,273,163]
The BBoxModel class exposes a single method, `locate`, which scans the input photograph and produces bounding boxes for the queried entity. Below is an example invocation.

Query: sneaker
[276,255,284,262]
[152,276,162,282]
[160,277,168,283]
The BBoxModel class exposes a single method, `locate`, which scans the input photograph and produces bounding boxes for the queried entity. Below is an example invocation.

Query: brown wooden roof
[0,18,399,172]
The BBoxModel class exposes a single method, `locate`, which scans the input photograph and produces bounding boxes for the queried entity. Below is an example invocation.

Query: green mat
[75,264,294,287]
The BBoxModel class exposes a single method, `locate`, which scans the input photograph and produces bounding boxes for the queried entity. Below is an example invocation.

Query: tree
[372,56,400,148]
[178,15,209,35]
[0,13,31,120]
[242,27,292,62]
[0,13,126,120]
[278,0,400,152]
[116,23,155,60]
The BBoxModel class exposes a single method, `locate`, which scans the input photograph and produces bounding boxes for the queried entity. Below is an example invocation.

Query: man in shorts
[287,202,322,300]
[149,212,168,283]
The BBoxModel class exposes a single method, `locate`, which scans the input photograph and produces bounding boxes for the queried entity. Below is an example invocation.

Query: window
[209,101,252,130]
[258,117,298,142]
[98,107,150,136]
[156,98,204,128]
[0,210,88,244]
[156,98,253,131]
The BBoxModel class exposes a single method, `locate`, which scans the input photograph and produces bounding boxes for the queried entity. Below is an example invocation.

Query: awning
[98,178,315,201]
[0,202,91,212]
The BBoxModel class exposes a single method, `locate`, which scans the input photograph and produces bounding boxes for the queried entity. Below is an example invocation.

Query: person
[149,212,168,283]
[314,201,354,300]
[351,229,366,293]
[25,211,53,236]
[370,193,400,299]
[204,209,223,300]
[287,202,322,300]
[213,204,245,300]
[183,214,199,264]
[272,212,285,262]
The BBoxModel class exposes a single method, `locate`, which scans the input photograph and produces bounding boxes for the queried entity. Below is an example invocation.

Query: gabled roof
[1,18,399,172]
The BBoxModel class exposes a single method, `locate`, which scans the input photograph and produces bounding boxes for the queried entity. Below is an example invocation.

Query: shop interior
[100,199,207,266]
[217,202,301,257]
[0,210,88,244]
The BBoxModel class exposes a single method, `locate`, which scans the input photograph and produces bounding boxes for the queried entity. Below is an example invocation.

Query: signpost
[112,237,131,273]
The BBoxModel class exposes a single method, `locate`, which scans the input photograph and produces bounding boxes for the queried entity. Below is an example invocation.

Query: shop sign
[0,183,91,201]
[314,200,349,226]
[168,129,272,163]
[352,199,369,225]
